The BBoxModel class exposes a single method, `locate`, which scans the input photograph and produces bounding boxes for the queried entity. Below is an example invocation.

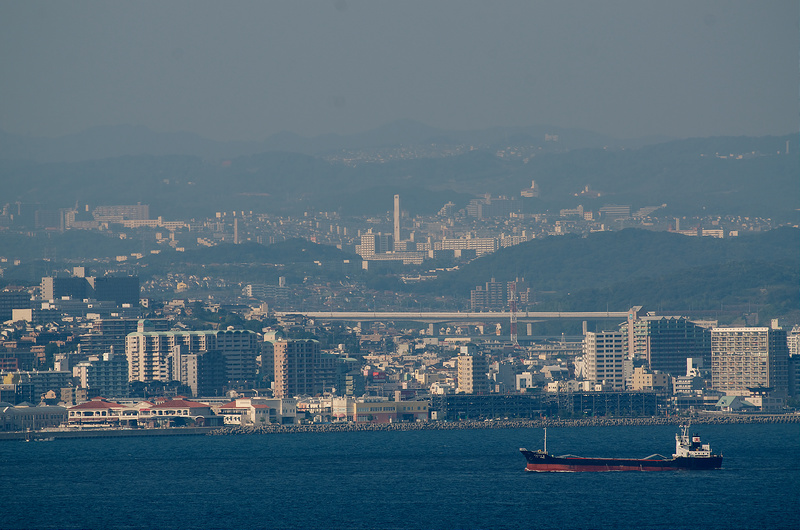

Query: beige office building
[584,331,626,390]
[711,327,789,396]
[456,348,489,394]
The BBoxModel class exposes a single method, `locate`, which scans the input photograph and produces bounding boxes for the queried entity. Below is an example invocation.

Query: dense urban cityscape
[2,3,797,530]
[1,187,798,436]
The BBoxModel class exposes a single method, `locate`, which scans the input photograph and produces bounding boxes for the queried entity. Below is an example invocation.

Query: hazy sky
[1,1,797,141]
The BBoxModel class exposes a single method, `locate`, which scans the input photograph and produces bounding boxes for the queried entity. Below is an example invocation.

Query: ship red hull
[521,450,722,472]
[526,462,688,472]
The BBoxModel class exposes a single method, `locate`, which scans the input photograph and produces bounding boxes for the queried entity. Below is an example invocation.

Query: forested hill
[408,227,799,321]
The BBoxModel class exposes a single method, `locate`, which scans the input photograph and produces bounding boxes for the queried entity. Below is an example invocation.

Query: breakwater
[207,413,800,436]
[0,427,215,441]
[2,415,795,441]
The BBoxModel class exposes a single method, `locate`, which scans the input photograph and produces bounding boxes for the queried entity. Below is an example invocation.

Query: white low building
[218,397,298,425]
[546,380,584,393]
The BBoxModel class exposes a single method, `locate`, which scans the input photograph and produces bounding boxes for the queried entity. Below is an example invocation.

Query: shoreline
[208,413,800,436]
[0,427,215,441]
[2,414,796,441]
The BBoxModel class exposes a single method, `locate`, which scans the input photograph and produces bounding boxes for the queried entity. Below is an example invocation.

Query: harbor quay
[1,413,796,441]
[207,413,800,436]
[0,426,215,441]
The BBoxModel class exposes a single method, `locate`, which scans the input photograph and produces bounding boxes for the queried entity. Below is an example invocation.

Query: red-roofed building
[67,397,137,426]
[137,398,222,427]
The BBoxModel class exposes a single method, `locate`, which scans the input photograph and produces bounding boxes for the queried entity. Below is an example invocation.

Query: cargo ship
[520,424,722,472]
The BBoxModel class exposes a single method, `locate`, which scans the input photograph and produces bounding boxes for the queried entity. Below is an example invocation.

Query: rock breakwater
[207,413,799,436]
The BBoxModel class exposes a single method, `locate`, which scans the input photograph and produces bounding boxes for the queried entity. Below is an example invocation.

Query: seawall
[3,414,796,441]
[0,427,215,441]
[207,413,800,436]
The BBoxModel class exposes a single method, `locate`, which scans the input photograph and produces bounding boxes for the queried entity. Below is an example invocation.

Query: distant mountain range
[0,120,671,163]
[0,124,796,221]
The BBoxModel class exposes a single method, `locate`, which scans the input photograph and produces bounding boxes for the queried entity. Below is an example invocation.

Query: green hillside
[409,227,799,323]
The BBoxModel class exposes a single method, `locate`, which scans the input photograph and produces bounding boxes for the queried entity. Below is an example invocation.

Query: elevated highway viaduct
[273,310,636,324]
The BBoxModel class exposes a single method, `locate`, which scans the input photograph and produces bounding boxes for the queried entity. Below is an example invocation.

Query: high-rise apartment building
[584,331,626,390]
[621,316,711,375]
[271,339,337,398]
[507,278,531,306]
[41,276,90,301]
[466,196,518,219]
[470,278,506,311]
[243,282,290,306]
[456,345,489,394]
[355,231,393,258]
[598,204,631,220]
[788,355,800,399]
[126,325,258,387]
[92,204,150,221]
[0,288,30,322]
[41,275,139,305]
[80,318,169,358]
[439,236,498,257]
[88,276,140,306]
[711,326,789,396]
[169,346,226,397]
[73,350,130,398]
[469,277,530,311]
[1,370,71,402]
[787,325,800,356]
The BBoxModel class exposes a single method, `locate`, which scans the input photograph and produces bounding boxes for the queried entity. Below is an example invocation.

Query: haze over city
[1,1,797,142]
[1,3,799,530]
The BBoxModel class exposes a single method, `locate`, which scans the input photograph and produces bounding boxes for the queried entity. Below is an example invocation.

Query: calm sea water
[1,423,798,530]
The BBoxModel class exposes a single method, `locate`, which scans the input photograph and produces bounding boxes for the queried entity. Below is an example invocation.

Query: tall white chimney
[393,194,401,243]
